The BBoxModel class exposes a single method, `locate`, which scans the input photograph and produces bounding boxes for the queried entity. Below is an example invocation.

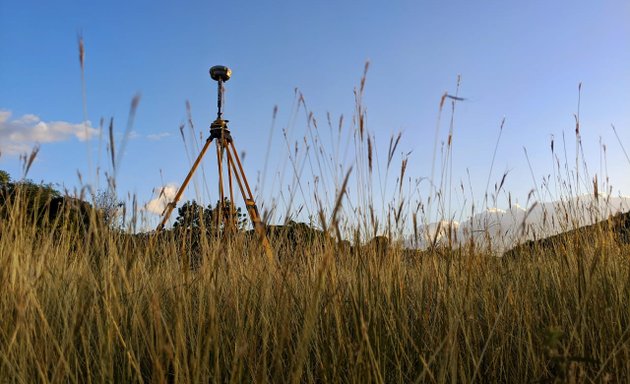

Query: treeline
[0,170,99,233]
[0,169,386,260]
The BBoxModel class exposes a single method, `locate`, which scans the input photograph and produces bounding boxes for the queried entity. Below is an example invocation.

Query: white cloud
[144,183,179,215]
[147,132,171,141]
[0,109,99,155]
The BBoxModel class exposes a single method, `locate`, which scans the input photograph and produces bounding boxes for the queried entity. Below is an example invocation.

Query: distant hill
[503,209,630,258]
[404,195,630,253]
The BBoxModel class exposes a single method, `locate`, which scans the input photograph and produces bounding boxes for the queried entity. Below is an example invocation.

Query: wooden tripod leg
[215,139,226,231]
[156,137,214,231]
[227,147,236,234]
[224,142,274,262]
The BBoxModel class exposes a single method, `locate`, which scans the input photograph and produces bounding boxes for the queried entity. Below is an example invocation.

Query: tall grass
[2,67,630,383]
[1,196,629,382]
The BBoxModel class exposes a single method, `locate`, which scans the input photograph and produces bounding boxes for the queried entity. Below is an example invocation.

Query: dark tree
[208,198,248,233]
[0,170,9,185]
[0,177,60,223]
[0,170,95,232]
[173,200,207,230]
[173,198,247,234]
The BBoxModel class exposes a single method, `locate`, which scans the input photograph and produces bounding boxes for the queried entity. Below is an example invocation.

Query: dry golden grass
[2,57,629,382]
[1,196,629,382]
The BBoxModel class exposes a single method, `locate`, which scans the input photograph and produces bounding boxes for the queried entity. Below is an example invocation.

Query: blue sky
[1,0,629,229]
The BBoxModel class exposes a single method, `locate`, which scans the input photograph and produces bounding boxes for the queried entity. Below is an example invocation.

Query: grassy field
[2,67,630,382]
[1,184,629,383]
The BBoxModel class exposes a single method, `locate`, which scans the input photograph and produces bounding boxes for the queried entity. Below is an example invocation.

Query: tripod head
[210,65,231,120]
[210,65,231,82]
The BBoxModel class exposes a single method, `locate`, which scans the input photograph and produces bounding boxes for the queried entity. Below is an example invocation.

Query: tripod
[156,65,273,261]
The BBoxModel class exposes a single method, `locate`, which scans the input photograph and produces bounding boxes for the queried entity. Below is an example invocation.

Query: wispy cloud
[147,132,171,141]
[144,183,179,215]
[0,109,99,155]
